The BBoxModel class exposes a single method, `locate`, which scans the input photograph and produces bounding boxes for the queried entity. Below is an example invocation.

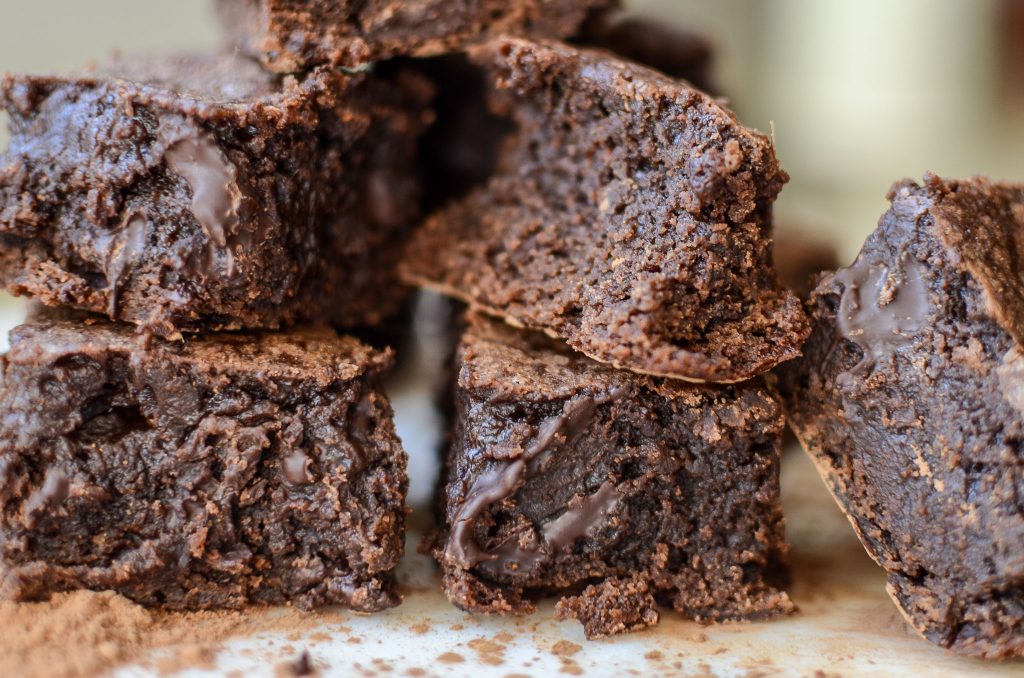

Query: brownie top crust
[403,38,807,383]
[6,52,331,121]
[7,315,391,386]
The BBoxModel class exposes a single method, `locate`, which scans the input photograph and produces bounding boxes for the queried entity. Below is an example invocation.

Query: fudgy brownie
[216,0,619,72]
[401,38,808,383]
[0,53,427,337]
[409,17,716,211]
[777,174,1024,659]
[433,314,793,638]
[577,15,716,92]
[0,313,407,612]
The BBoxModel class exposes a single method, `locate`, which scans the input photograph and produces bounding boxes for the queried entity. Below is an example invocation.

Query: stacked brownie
[0,46,425,611]
[0,0,813,640]
[399,30,809,635]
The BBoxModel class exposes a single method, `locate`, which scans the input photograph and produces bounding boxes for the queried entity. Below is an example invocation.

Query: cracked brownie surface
[402,38,808,383]
[778,174,1024,659]
[433,314,793,638]
[0,314,407,612]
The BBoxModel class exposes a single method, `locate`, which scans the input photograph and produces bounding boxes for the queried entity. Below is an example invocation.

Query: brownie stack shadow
[0,0,813,640]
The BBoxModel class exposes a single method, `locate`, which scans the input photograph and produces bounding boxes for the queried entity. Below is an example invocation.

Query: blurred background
[1,0,1022,261]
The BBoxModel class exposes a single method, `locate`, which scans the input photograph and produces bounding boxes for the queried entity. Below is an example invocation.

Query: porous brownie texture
[433,314,793,638]
[0,53,427,337]
[401,38,808,383]
[216,0,619,72]
[0,314,407,612]
[777,174,1024,659]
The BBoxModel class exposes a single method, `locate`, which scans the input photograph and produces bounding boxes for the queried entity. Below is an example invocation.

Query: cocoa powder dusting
[0,590,333,678]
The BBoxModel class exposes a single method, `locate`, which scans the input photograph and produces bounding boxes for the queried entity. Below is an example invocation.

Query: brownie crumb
[554,578,660,639]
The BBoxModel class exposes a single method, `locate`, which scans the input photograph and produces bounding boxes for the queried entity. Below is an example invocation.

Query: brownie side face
[217,0,620,72]
[434,314,793,638]
[0,317,407,612]
[401,38,808,383]
[778,175,1024,659]
[0,53,425,337]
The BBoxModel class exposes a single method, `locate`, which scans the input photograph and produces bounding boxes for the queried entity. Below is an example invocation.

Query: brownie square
[433,314,793,638]
[0,314,407,612]
[0,53,427,337]
[778,174,1024,659]
[216,0,620,72]
[401,38,808,383]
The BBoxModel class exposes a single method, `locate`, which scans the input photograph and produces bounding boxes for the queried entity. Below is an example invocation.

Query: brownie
[0,313,407,612]
[577,15,716,92]
[777,174,1024,659]
[401,38,808,383]
[773,228,840,298]
[432,314,793,638]
[0,53,427,337]
[409,18,716,211]
[216,0,619,72]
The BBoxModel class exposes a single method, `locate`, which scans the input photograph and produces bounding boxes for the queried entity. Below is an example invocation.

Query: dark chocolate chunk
[777,174,1024,659]
[433,314,794,638]
[0,53,427,337]
[0,313,407,612]
[401,38,808,383]
[216,0,620,72]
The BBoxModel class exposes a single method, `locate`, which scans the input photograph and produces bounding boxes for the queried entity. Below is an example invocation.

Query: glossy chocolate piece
[216,0,619,72]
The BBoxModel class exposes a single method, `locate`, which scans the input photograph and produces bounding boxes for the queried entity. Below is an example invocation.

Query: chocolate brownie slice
[401,38,808,383]
[433,314,793,638]
[0,313,407,612]
[0,53,427,337]
[216,0,619,72]
[777,174,1024,659]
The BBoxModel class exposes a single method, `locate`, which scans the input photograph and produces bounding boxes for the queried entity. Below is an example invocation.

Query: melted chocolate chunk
[158,121,243,279]
[446,389,624,574]
[434,314,793,638]
[778,174,1024,659]
[834,255,929,371]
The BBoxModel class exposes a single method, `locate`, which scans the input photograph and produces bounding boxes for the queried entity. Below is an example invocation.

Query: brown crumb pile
[0,590,333,678]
